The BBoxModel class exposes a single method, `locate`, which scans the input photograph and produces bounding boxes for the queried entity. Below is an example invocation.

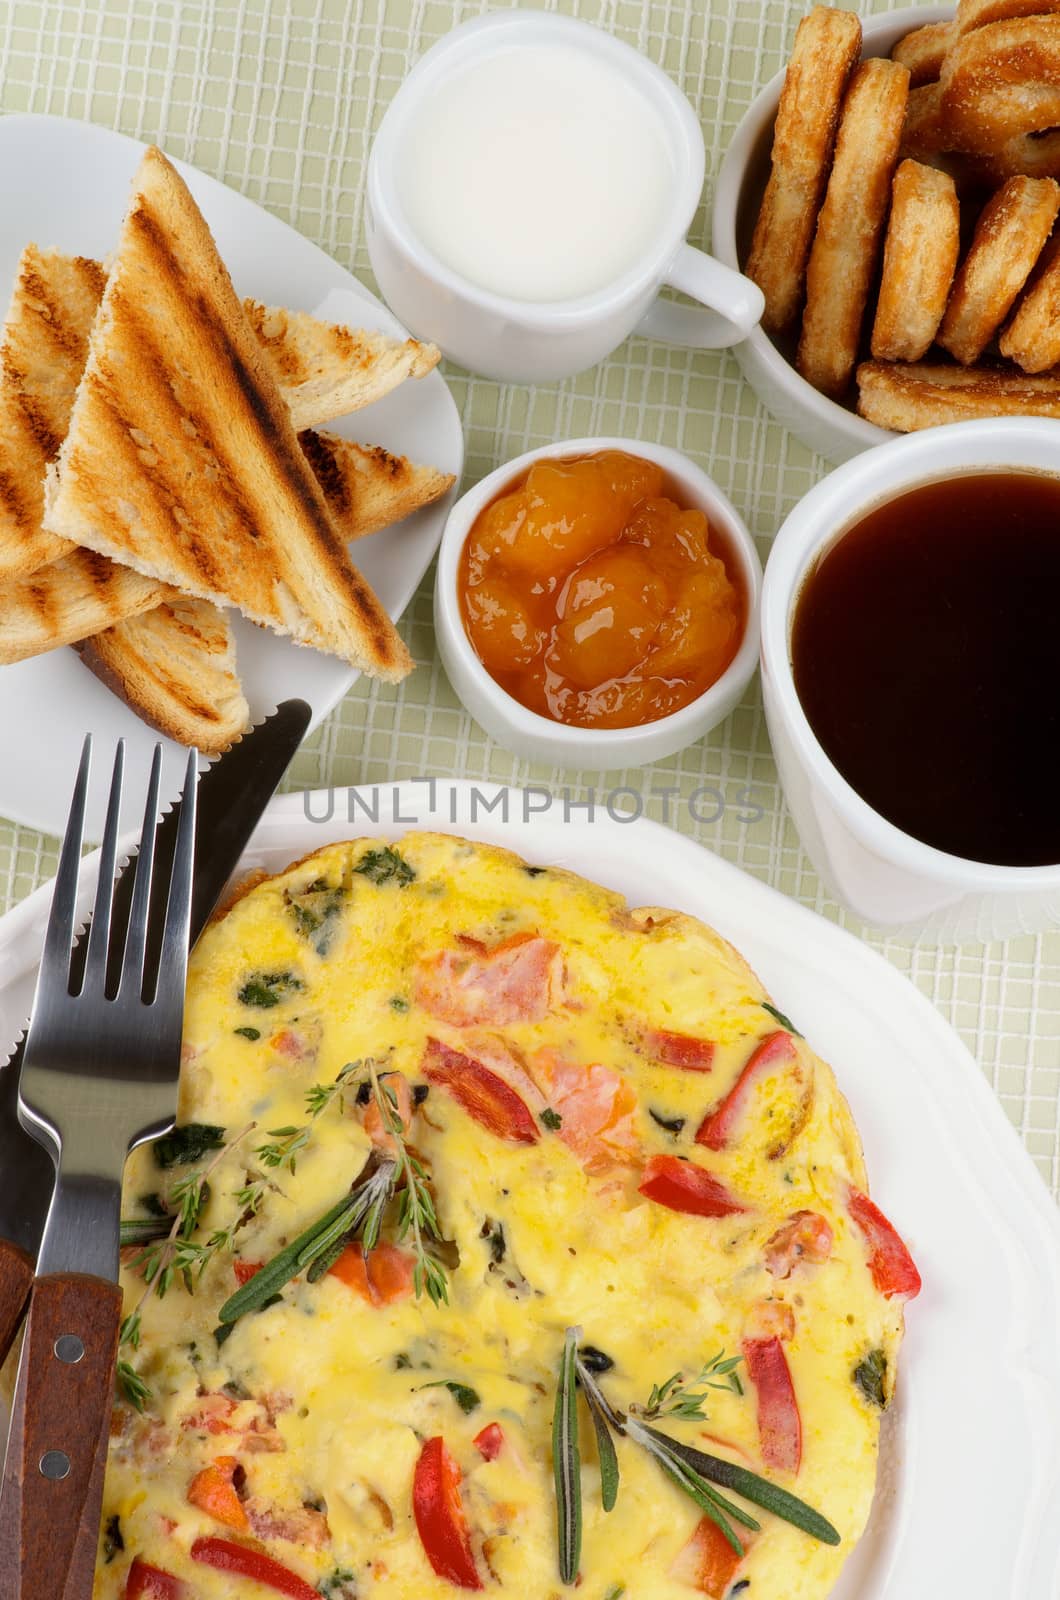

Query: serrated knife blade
[0,698,311,1261]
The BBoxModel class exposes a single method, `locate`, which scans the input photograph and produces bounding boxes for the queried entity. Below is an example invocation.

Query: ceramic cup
[761,416,1060,943]
[366,11,764,383]
[712,4,952,464]
[434,437,761,766]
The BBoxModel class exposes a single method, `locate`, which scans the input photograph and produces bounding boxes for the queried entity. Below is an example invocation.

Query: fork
[0,736,197,1599]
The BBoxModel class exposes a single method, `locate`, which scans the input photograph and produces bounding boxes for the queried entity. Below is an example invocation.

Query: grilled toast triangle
[0,248,104,580]
[42,144,416,675]
[296,433,455,542]
[0,431,452,668]
[76,596,250,754]
[245,301,439,431]
[0,242,439,584]
[63,439,452,747]
[0,550,170,666]
[42,147,412,678]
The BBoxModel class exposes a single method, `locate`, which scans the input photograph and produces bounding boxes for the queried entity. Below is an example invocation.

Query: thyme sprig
[304,1056,380,1119]
[116,1122,256,1409]
[551,1332,839,1586]
[367,1058,448,1306]
[224,1049,451,1312]
[629,1351,744,1421]
[120,1059,385,1269]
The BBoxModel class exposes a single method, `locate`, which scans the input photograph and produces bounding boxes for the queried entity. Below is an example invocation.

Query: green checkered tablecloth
[1,0,1057,1198]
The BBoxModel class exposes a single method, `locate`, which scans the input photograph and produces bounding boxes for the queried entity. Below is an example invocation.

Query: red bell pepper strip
[473,1422,505,1461]
[642,1027,716,1072]
[638,1153,747,1218]
[670,1515,753,1597]
[233,1259,263,1286]
[423,1038,539,1144]
[742,1336,802,1473]
[125,1559,183,1600]
[847,1187,922,1299]
[190,1537,319,1598]
[413,1436,484,1590]
[696,1031,799,1152]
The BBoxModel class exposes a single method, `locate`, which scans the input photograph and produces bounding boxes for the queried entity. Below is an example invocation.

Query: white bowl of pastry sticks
[713,3,1060,465]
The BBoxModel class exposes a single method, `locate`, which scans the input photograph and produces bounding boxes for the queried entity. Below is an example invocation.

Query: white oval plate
[0,114,464,841]
[0,785,1056,1598]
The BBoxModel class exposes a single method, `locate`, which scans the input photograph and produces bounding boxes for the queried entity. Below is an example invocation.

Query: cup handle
[635,243,764,350]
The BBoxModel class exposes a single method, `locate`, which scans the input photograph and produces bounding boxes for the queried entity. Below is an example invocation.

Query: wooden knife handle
[0,1272,121,1600]
[0,1239,33,1367]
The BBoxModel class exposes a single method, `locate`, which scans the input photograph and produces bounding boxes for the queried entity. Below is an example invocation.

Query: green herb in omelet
[152,1122,226,1169]
[286,878,347,955]
[238,971,304,1008]
[354,846,416,887]
[762,1001,802,1036]
[419,1379,481,1414]
[853,1348,888,1408]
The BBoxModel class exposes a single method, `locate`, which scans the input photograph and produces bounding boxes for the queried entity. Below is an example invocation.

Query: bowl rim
[433,436,763,753]
[761,416,1060,888]
[710,3,955,455]
[367,9,706,329]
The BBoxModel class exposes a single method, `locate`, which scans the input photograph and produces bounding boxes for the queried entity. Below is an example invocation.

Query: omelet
[98,833,920,1600]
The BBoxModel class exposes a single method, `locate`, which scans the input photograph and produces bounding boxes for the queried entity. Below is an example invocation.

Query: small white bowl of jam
[434,439,761,766]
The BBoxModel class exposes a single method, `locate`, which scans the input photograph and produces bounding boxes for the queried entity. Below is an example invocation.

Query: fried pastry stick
[871,159,960,361]
[797,56,910,398]
[745,5,862,333]
[937,174,1059,363]
[857,359,1060,429]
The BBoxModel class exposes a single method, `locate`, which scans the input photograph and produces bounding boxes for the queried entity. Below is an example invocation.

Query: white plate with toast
[0,114,463,840]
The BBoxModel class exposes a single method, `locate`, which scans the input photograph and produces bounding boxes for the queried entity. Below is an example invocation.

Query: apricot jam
[458,451,743,730]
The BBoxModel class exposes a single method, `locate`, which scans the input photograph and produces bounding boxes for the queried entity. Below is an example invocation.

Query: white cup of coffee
[761,417,1060,944]
[366,10,764,383]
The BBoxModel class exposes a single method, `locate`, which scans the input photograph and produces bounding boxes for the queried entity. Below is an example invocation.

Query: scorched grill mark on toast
[297,430,352,517]
[197,295,404,666]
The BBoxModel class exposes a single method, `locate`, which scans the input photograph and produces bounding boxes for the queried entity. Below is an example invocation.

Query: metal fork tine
[38,734,91,996]
[155,748,198,1005]
[119,744,163,998]
[81,741,125,996]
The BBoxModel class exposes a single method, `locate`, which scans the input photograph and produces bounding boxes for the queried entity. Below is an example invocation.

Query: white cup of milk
[366,10,765,383]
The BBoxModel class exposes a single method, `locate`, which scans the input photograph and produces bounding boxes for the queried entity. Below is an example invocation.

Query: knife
[0,698,312,1272]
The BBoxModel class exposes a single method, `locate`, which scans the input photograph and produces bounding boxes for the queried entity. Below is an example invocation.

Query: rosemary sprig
[763,1001,802,1037]
[582,1374,620,1513]
[216,1153,398,1328]
[551,1332,839,1584]
[625,1418,757,1556]
[630,1351,744,1421]
[638,1425,840,1546]
[553,1327,582,1586]
[118,1215,171,1249]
